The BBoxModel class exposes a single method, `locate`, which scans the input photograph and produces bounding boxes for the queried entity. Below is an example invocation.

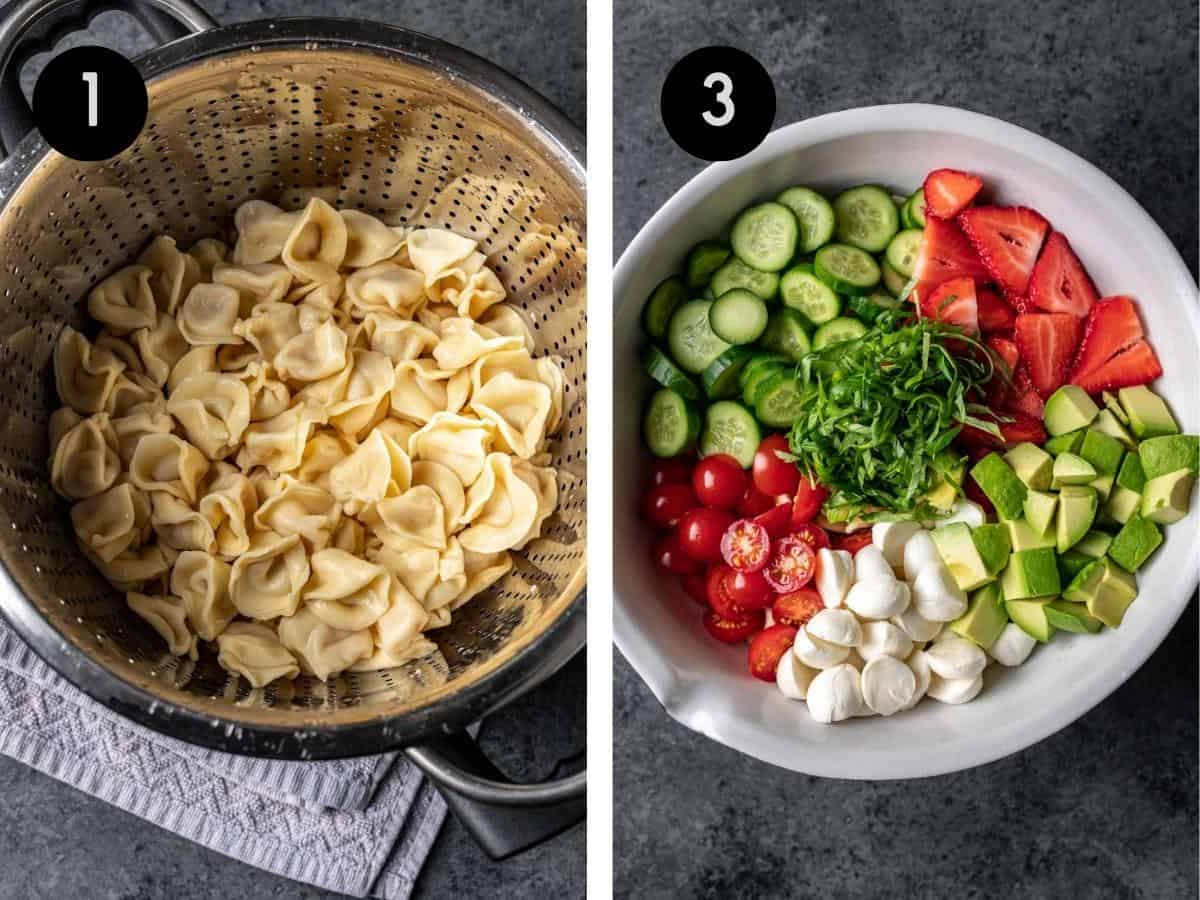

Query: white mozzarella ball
[861,655,917,716]
[891,602,941,643]
[936,499,986,530]
[806,608,863,647]
[814,548,854,608]
[927,672,984,705]
[989,623,1038,667]
[793,627,850,670]
[776,650,817,700]
[925,636,988,680]
[845,577,910,620]
[902,529,943,581]
[805,663,863,724]
[854,544,896,583]
[911,564,968,622]
[872,520,923,569]
[905,649,932,709]
[858,620,914,662]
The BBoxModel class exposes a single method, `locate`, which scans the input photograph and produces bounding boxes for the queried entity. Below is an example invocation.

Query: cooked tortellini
[49,202,564,686]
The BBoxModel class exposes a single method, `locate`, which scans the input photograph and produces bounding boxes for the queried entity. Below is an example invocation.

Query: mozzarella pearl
[861,655,917,716]
[858,620,914,662]
[854,544,896,583]
[925,636,988,680]
[989,623,1038,667]
[891,601,941,643]
[935,499,987,530]
[776,650,817,700]
[814,548,854,608]
[872,520,923,569]
[911,564,968,622]
[927,672,984,705]
[905,648,932,709]
[806,663,863,724]
[902,529,943,581]
[846,577,910,620]
[806,608,863,647]
[793,627,850,670]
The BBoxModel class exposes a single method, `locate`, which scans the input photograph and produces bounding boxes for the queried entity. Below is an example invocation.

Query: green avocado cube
[1116,452,1146,493]
[1064,557,1138,627]
[1075,530,1113,558]
[1079,429,1125,476]
[1139,435,1200,480]
[1103,485,1142,525]
[1005,442,1054,490]
[1057,549,1096,584]
[930,522,993,591]
[1000,547,1061,600]
[1056,485,1098,553]
[1107,514,1163,572]
[1006,517,1057,551]
[949,583,1009,650]
[971,523,1012,576]
[1043,385,1099,436]
[1045,599,1104,634]
[1023,490,1058,537]
[1045,429,1085,455]
[1091,409,1137,450]
[1118,385,1180,439]
[1052,452,1097,488]
[1089,473,1115,503]
[1005,598,1055,642]
[1102,391,1130,425]
[970,453,1028,521]
[1140,470,1195,524]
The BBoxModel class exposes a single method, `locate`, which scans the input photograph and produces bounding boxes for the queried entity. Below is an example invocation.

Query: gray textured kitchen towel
[0,620,446,899]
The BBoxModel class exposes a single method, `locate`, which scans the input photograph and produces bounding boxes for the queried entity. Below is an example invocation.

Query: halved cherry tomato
[692,454,747,510]
[706,564,744,619]
[752,434,801,496]
[677,507,734,562]
[641,483,696,529]
[747,624,799,681]
[654,533,700,574]
[752,502,793,539]
[702,609,765,644]
[790,522,830,551]
[791,476,830,524]
[832,530,874,555]
[720,518,770,572]
[737,486,777,518]
[679,572,709,607]
[650,456,693,487]
[725,567,773,610]
[763,535,815,592]
[773,588,824,627]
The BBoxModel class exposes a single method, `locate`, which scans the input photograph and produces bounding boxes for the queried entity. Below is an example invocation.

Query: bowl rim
[613,102,1200,779]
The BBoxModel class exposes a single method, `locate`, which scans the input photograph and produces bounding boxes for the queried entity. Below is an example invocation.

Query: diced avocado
[1078,430,1125,476]
[999,547,1061,600]
[971,523,1012,576]
[1056,485,1097,553]
[1116,452,1146,493]
[970,453,1028,521]
[1139,435,1200,480]
[1091,409,1136,450]
[1089,473,1114,504]
[930,522,993,591]
[1045,599,1104,634]
[1140,470,1195,525]
[1006,517,1057,551]
[1005,598,1055,642]
[1107,514,1163,572]
[1023,490,1057,537]
[1057,549,1096,584]
[1045,429,1085,455]
[924,450,967,511]
[1102,391,1129,425]
[1043,385,1099,436]
[1051,452,1097,488]
[1064,557,1138,628]
[1103,485,1142,525]
[1005,442,1054,490]
[1118,385,1180,439]
[949,583,1009,650]
[924,477,959,512]
[1075,530,1113,558]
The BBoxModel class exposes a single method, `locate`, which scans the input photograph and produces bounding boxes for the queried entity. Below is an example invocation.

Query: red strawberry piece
[923,168,983,219]
[1007,366,1046,420]
[1013,312,1080,398]
[957,206,1049,299]
[1070,340,1162,393]
[985,335,1019,374]
[977,286,1016,332]
[1027,231,1099,318]
[913,214,989,289]
[1069,295,1145,380]
[919,276,979,335]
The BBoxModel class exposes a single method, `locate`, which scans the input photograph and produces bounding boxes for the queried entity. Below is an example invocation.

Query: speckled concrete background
[614,1,1198,898]
[0,1,584,898]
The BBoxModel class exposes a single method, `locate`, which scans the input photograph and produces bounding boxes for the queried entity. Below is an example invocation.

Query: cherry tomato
[790,522,830,551]
[702,608,765,644]
[763,535,815,592]
[753,502,793,539]
[773,588,824,627]
[737,486,777,518]
[705,564,740,617]
[650,456,693,487]
[791,476,830,524]
[720,518,770,572]
[679,572,709,607]
[752,434,801,497]
[641,483,696,529]
[692,454,747,510]
[832,530,874,555]
[677,507,735,562]
[748,623,799,681]
[725,567,774,610]
[654,533,700,574]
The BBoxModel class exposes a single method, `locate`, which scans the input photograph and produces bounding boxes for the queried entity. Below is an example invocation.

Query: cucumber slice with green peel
[741,360,787,407]
[667,299,731,374]
[813,243,881,296]
[759,308,812,362]
[776,186,836,254]
[739,353,788,386]
[709,288,769,344]
[641,276,688,339]
[686,241,731,288]
[642,345,700,400]
[812,316,869,350]
[710,257,780,300]
[701,346,755,399]
[730,201,799,272]
[699,401,761,468]
[885,228,924,279]
[833,185,900,253]
[779,265,841,324]
[902,189,927,229]
[754,374,806,428]
[643,388,700,457]
[880,258,908,297]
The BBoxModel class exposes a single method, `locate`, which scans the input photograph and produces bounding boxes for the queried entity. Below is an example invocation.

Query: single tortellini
[457,547,513,609]
[469,371,552,459]
[133,314,189,387]
[350,636,437,672]
[232,201,300,266]
[234,360,292,423]
[328,429,411,513]
[470,346,540,393]
[187,237,229,280]
[344,262,427,320]
[237,399,326,475]
[369,542,440,605]
[216,342,259,374]
[341,209,406,268]
[232,301,300,363]
[229,531,310,620]
[167,345,218,393]
[213,262,293,316]
[106,371,161,418]
[198,464,257,559]
[253,476,341,551]
[277,606,373,680]
[282,197,347,284]
[405,228,479,299]
[177,283,243,346]
[432,317,524,370]
[54,326,126,415]
[537,356,567,435]
[91,543,171,591]
[370,485,447,551]
[412,460,466,531]
[479,304,535,353]
[48,406,81,456]
[295,431,356,492]
[423,538,467,611]
[326,349,395,439]
[88,265,157,334]
[416,302,461,332]
[302,548,392,631]
[274,319,348,383]
[217,621,299,687]
[390,359,470,426]
[95,330,144,374]
[512,457,558,549]
[150,492,217,553]
[373,577,429,658]
[448,266,507,320]
[170,549,235,641]
[353,314,438,363]
[408,412,494,486]
[166,373,252,461]
[127,591,197,659]
[458,453,540,554]
[128,433,210,504]
[103,402,175,469]
[70,481,151,563]
[51,413,121,500]
[138,235,201,315]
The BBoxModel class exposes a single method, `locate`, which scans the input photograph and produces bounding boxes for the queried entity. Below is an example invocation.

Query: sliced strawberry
[1007,366,1046,420]
[1027,231,1099,318]
[1071,340,1162,393]
[919,276,979,335]
[985,335,1019,374]
[1013,312,1080,398]
[977,286,1016,332]
[923,168,983,219]
[957,206,1049,299]
[1069,295,1145,381]
[913,214,989,289]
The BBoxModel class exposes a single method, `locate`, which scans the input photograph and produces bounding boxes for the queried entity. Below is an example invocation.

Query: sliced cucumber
[699,401,761,468]
[740,356,787,407]
[667,299,730,374]
[880,258,908,297]
[846,291,902,325]
[812,316,869,350]
[641,276,687,339]
[885,228,923,279]
[779,265,841,324]
[740,352,788,386]
[759,308,812,362]
[643,389,700,457]
[709,288,768,344]
[730,201,799,272]
[642,345,700,401]
[701,346,754,399]
[812,243,881,296]
[686,241,731,288]
[776,186,836,254]
[710,257,780,300]
[902,189,928,229]
[754,374,806,429]
[833,185,900,253]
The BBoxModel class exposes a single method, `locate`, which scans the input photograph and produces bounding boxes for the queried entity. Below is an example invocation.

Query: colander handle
[0,0,216,155]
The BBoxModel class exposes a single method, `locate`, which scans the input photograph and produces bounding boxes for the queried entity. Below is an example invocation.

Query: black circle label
[660,46,775,162]
[32,46,147,161]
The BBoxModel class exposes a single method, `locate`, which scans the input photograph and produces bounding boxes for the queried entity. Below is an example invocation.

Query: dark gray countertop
[614,1,1198,898]
[0,1,584,898]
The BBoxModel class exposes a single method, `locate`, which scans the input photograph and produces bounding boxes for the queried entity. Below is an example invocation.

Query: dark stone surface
[0,1,584,898]
[614,1,1198,898]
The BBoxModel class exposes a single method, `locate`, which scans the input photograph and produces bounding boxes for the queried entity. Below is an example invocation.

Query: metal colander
[0,6,585,761]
